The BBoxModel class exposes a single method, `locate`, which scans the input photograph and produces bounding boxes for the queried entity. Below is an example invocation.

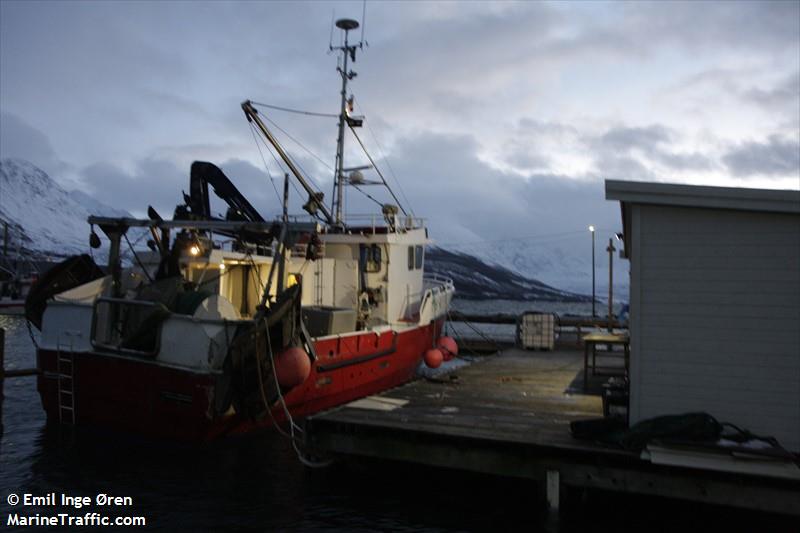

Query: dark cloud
[654,151,713,172]
[744,72,800,112]
[722,135,800,177]
[81,158,188,218]
[743,72,800,131]
[596,125,672,155]
[674,68,799,129]
[593,154,655,182]
[591,125,712,173]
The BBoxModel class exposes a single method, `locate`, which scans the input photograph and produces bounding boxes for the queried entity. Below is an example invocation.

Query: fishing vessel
[26,19,455,440]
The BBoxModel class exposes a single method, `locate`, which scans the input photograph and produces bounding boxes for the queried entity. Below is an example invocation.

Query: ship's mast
[331,18,362,227]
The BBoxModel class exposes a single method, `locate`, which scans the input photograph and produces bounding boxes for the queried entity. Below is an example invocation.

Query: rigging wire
[123,233,153,283]
[246,107,333,224]
[357,102,415,216]
[249,120,313,216]
[250,101,338,118]
[351,183,385,209]
[262,113,334,176]
[248,121,284,206]
[348,125,408,216]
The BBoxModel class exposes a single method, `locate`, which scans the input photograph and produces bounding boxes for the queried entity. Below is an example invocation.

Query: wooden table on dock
[582,332,629,391]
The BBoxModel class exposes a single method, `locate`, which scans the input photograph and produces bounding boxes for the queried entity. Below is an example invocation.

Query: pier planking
[306,348,800,515]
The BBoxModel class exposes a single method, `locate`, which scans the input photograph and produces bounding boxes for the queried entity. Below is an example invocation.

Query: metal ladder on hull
[56,336,76,425]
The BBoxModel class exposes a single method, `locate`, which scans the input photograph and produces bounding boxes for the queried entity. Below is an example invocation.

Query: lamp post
[607,237,616,331]
[589,225,596,318]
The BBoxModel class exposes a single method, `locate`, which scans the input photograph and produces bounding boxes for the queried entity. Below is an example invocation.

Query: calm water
[0,309,792,532]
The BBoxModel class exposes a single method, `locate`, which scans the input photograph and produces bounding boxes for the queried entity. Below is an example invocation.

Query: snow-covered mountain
[448,239,629,300]
[1,158,99,256]
[0,158,616,302]
[0,158,142,259]
[426,247,591,302]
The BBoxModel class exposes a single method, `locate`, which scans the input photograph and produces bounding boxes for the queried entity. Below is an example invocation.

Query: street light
[589,225,596,317]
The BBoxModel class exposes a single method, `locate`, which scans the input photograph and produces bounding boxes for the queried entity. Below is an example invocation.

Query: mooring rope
[257,315,333,468]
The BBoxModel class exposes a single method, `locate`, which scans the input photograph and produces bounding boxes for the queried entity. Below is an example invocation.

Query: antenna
[360,0,367,44]
[328,9,335,50]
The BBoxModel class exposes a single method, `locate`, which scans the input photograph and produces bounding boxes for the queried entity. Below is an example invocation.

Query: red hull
[37,319,444,440]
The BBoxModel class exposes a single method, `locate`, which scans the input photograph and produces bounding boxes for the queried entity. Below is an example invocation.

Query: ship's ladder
[56,334,77,425]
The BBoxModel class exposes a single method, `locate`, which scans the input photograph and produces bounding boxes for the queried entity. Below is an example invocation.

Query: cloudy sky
[1,0,798,252]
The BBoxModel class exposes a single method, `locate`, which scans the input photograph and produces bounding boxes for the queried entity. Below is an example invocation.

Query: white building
[606,180,800,452]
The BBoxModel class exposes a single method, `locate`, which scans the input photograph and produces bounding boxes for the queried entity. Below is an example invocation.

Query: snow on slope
[426,247,591,302]
[69,189,131,219]
[0,158,142,258]
[1,158,97,255]
[448,238,630,300]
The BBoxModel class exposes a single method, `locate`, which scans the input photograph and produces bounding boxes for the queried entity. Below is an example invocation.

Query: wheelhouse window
[366,244,381,273]
[408,245,424,270]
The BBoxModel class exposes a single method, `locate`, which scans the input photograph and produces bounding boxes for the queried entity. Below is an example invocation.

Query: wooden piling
[1,327,5,437]
[0,327,41,438]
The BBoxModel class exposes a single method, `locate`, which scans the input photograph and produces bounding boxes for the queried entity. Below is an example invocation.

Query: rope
[243,244,331,466]
[26,318,39,349]
[262,317,333,468]
[446,309,503,355]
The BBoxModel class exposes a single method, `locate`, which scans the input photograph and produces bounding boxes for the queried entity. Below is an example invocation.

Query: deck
[305,348,800,515]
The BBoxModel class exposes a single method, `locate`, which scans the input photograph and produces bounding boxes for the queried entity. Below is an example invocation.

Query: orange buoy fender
[437,336,458,361]
[424,348,444,369]
[274,347,311,389]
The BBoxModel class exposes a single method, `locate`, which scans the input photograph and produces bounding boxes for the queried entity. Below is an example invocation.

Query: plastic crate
[517,312,555,350]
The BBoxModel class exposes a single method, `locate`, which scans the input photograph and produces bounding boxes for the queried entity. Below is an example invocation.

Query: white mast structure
[331,18,364,227]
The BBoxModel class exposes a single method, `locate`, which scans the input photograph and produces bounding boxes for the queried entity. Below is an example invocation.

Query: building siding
[631,205,800,452]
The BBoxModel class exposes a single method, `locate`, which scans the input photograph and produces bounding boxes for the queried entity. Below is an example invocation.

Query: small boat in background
[26,17,455,440]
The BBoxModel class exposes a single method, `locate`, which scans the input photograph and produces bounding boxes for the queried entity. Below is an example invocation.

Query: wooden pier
[305,347,800,516]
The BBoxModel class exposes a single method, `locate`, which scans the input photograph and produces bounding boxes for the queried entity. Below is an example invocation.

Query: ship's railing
[289,213,426,233]
[343,214,426,232]
[91,297,165,357]
[398,275,454,323]
[423,273,454,291]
